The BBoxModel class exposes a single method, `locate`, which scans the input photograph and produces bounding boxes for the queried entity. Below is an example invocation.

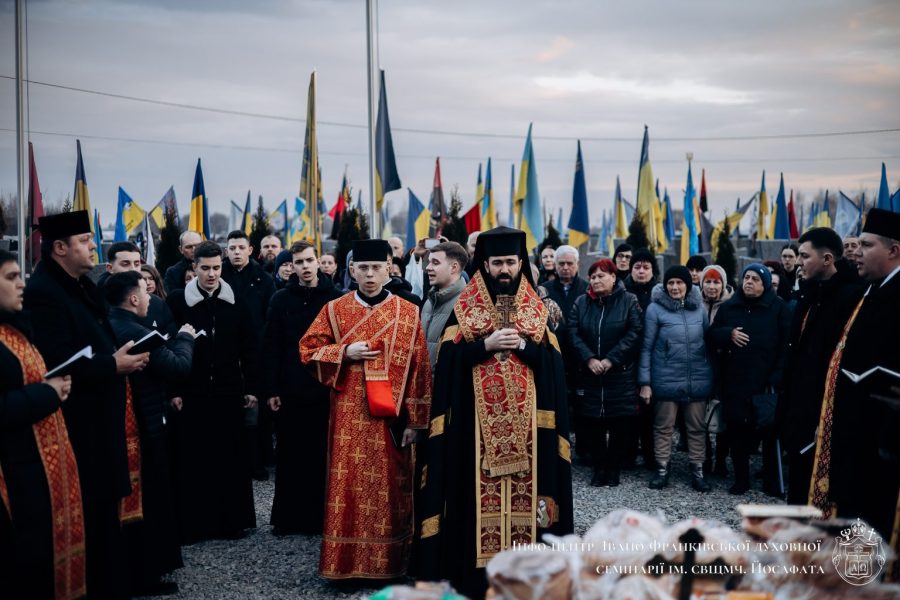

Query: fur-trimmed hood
[184,277,235,307]
[650,283,702,312]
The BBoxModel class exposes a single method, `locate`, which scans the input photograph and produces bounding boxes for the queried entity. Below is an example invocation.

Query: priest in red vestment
[414,227,574,598]
[300,238,431,581]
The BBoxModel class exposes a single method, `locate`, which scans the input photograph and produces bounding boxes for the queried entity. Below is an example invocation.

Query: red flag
[429,158,447,236]
[699,168,708,213]
[462,202,481,235]
[787,189,799,239]
[328,173,350,240]
[28,142,45,266]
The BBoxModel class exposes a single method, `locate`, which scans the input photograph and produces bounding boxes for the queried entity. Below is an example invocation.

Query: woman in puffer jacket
[568,259,643,488]
[638,266,714,492]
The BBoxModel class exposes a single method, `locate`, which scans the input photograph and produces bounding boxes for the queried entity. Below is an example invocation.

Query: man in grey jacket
[421,241,468,368]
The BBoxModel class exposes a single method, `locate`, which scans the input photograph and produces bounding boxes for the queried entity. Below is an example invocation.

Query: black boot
[607,470,621,487]
[648,462,669,489]
[590,470,607,487]
[690,463,711,492]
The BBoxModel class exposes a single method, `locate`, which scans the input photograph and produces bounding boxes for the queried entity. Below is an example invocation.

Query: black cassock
[415,288,574,599]
[167,279,259,542]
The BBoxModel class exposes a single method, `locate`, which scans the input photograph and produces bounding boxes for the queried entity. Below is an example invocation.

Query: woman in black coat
[567,259,643,487]
[707,263,790,496]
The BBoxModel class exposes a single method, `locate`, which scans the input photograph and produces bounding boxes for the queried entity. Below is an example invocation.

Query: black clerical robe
[415,272,573,598]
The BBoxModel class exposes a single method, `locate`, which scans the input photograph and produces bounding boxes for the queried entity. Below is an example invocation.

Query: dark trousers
[729,420,780,491]
[786,449,815,505]
[84,499,128,599]
[582,415,636,474]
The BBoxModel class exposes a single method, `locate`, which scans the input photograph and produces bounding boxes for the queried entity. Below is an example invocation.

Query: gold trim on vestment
[429,415,445,438]
[546,330,560,353]
[558,435,571,463]
[441,324,460,344]
[536,409,556,429]
[421,514,440,539]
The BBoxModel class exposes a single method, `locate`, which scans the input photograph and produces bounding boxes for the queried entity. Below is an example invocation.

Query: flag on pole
[834,192,861,238]
[710,196,755,261]
[299,72,322,248]
[877,163,893,211]
[481,158,498,231]
[407,189,430,247]
[507,164,515,227]
[382,203,393,238]
[663,188,675,244]
[27,142,44,266]
[815,191,832,228]
[756,170,769,241]
[681,162,699,264]
[239,191,252,236]
[787,190,799,239]
[329,171,350,240]
[92,209,103,264]
[269,200,288,239]
[149,186,178,230]
[773,173,790,239]
[699,168,709,213]
[613,176,628,238]
[514,123,543,251]
[143,213,156,267]
[463,201,481,234]
[429,158,447,236]
[636,126,665,252]
[114,187,145,241]
[567,140,590,248]
[375,70,401,213]
[289,197,307,244]
[474,163,484,223]
[188,158,210,240]
[73,140,93,232]
[229,201,243,233]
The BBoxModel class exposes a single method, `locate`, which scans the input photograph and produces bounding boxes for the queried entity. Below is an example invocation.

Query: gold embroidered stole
[808,296,865,516]
[0,325,86,600]
[453,273,549,566]
[324,294,420,415]
[118,379,143,524]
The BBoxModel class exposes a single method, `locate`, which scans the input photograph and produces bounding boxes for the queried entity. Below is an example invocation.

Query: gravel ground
[146,442,782,599]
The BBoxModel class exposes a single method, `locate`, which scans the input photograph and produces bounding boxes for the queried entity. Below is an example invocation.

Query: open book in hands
[127,331,170,355]
[44,346,93,378]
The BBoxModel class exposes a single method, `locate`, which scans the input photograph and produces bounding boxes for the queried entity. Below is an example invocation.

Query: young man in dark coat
[0,249,82,600]
[106,271,197,596]
[222,230,277,481]
[166,241,260,542]
[262,241,342,535]
[24,210,148,599]
[779,228,863,504]
[707,264,791,496]
[814,209,900,549]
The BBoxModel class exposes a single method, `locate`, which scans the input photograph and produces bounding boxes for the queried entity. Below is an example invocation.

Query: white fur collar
[184,277,235,307]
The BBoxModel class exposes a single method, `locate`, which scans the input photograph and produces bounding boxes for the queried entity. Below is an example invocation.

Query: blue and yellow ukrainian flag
[269,200,288,239]
[681,163,699,264]
[663,188,675,245]
[92,209,103,263]
[481,158,498,231]
[73,140,93,231]
[375,70,401,212]
[474,163,484,222]
[773,173,790,239]
[514,123,542,251]
[613,176,628,239]
[756,171,769,241]
[149,186,178,230]
[114,187,145,241]
[299,72,323,248]
[242,191,252,236]
[406,189,429,248]
[567,141,590,248]
[636,126,665,253]
[188,159,210,240]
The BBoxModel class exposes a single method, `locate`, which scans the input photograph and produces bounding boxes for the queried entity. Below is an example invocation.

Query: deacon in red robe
[300,238,431,581]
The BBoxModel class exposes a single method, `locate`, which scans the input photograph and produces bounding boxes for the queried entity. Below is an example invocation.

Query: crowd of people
[1,207,898,599]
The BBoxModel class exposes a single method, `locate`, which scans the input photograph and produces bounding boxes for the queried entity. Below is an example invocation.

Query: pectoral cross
[495,294,517,362]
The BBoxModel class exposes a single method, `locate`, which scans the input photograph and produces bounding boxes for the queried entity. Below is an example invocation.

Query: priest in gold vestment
[300,239,431,581]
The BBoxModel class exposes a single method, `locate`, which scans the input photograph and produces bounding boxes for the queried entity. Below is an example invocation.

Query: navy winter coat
[567,282,643,418]
[638,285,713,402]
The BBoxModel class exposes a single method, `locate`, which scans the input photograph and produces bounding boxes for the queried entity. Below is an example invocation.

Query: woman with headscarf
[707,263,790,496]
[638,266,714,492]
[567,259,643,487]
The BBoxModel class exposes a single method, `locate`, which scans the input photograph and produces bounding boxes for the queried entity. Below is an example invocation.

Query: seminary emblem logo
[832,519,886,586]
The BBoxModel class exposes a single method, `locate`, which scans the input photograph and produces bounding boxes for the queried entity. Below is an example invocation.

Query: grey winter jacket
[638,285,713,402]
[421,277,466,368]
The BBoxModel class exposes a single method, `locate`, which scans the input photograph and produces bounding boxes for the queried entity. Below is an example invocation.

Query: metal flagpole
[15,0,28,273]
[365,0,378,238]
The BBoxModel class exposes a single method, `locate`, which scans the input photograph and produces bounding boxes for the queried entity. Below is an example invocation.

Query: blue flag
[567,140,590,247]
[877,163,892,211]
[773,173,790,239]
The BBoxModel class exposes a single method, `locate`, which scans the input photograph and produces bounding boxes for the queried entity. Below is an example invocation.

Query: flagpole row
[15,0,28,273]
[365,0,378,238]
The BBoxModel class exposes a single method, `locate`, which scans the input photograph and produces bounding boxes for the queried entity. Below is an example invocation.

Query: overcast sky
[1,0,898,232]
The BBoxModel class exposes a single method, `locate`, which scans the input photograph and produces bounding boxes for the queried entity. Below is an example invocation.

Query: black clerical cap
[352,239,392,262]
[38,210,91,241]
[862,208,900,241]
[472,226,536,285]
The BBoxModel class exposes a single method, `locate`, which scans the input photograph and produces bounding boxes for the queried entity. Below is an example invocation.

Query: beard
[487,272,520,296]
